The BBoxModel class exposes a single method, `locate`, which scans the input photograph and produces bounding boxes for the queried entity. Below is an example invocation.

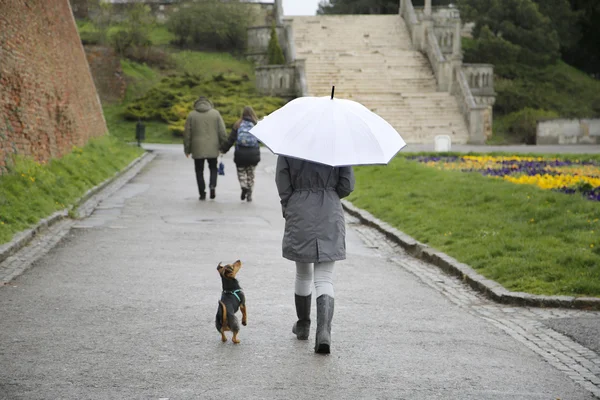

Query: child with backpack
[221,106,261,202]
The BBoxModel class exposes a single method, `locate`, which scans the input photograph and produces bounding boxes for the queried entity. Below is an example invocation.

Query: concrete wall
[537,119,600,145]
[0,0,107,170]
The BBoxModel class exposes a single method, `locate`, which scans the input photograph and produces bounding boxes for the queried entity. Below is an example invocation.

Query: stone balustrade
[255,60,306,99]
[401,0,496,144]
[452,69,490,143]
[462,64,495,98]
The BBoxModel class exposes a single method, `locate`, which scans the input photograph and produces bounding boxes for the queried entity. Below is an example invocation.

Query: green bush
[166,0,257,52]
[267,24,286,65]
[123,73,285,137]
[76,20,103,45]
[499,108,559,144]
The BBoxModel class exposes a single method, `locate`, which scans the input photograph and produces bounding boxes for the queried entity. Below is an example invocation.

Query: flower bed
[410,155,600,202]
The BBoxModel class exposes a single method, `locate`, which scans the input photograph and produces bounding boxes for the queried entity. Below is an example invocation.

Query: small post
[331,86,335,99]
[136,119,146,147]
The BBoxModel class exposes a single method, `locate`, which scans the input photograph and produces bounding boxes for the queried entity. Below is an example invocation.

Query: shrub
[500,108,559,144]
[124,46,175,70]
[167,0,257,52]
[123,73,285,137]
[267,24,286,65]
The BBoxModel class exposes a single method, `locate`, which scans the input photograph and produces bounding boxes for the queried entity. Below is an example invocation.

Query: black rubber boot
[315,294,334,354]
[292,294,311,340]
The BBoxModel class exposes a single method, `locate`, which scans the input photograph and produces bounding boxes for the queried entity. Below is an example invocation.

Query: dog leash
[223,289,242,302]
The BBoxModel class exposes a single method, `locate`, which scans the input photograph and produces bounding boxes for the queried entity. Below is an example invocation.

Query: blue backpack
[236,119,259,148]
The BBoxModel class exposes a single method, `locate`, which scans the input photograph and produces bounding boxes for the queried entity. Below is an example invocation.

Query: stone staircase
[290,15,470,144]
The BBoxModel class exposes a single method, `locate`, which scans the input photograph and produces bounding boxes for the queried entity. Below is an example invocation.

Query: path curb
[0,151,155,265]
[342,200,600,311]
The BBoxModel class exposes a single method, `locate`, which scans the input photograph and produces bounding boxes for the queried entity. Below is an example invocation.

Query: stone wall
[537,119,600,145]
[0,0,107,170]
[84,46,127,104]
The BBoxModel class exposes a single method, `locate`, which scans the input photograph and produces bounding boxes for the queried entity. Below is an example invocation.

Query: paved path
[1,144,599,399]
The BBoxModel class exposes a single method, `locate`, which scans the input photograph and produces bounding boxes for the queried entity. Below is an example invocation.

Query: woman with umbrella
[252,87,405,354]
[276,155,355,354]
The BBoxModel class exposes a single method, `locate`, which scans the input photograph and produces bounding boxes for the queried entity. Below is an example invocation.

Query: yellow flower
[591,244,595,248]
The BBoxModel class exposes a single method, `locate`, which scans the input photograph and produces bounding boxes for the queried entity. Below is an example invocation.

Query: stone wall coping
[342,199,600,311]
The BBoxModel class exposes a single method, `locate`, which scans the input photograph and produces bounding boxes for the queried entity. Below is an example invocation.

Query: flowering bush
[410,155,600,201]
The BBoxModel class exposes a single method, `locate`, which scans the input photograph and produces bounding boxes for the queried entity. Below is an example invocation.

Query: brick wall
[84,46,127,105]
[0,0,107,170]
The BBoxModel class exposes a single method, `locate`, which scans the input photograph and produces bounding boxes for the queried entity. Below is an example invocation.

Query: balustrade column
[452,19,461,58]
[274,0,283,25]
[424,0,432,18]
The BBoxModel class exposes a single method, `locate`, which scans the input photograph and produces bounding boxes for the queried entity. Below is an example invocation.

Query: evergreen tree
[267,24,285,65]
[458,0,560,66]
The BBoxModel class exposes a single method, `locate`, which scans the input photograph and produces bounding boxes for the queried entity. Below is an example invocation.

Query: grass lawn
[0,136,144,245]
[347,154,600,298]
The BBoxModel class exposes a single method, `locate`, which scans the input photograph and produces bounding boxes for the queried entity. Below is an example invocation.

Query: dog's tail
[219,300,227,329]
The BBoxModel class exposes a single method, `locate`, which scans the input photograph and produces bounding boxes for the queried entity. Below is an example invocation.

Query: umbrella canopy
[249,94,406,166]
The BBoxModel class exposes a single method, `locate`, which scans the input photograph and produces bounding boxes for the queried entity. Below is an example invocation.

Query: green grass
[170,51,255,79]
[347,154,600,298]
[120,59,161,102]
[104,104,177,144]
[0,136,144,245]
[148,24,176,46]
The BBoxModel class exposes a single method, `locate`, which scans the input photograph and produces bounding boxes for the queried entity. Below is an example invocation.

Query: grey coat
[275,156,355,263]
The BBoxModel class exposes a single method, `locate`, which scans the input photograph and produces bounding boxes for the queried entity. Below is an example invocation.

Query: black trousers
[194,158,218,195]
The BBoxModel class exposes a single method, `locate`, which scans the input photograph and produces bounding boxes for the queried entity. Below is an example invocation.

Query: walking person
[221,106,261,202]
[183,96,227,200]
[275,156,355,354]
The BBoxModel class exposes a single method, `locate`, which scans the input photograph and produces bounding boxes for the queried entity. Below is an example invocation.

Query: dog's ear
[232,260,242,274]
[217,262,224,274]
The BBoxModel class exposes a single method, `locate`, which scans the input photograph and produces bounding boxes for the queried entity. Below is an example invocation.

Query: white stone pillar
[274,0,283,25]
[452,19,461,57]
[399,0,403,15]
[424,0,432,18]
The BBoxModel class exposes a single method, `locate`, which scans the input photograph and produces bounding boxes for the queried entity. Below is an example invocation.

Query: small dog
[215,260,247,343]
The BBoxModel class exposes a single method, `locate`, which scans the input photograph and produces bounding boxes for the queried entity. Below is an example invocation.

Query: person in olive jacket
[184,96,227,200]
[221,106,261,202]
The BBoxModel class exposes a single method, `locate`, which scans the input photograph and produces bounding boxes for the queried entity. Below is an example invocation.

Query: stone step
[290,14,470,143]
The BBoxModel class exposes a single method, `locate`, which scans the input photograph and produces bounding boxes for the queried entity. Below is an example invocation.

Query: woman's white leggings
[295,261,335,298]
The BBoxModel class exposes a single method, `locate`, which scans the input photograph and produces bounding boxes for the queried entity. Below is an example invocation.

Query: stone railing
[462,63,495,104]
[255,63,298,98]
[426,29,452,91]
[400,0,424,51]
[434,25,457,55]
[452,68,490,143]
[400,0,495,144]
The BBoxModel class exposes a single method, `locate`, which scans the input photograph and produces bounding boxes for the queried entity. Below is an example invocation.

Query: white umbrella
[249,88,406,166]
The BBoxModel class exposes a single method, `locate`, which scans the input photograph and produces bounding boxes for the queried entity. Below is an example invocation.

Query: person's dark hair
[242,106,258,124]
